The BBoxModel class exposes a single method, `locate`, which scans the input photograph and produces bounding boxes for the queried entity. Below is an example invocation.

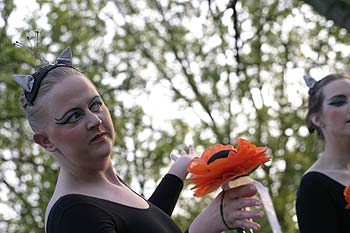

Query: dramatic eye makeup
[55,96,103,125]
[55,108,84,124]
[89,96,104,112]
[327,95,348,107]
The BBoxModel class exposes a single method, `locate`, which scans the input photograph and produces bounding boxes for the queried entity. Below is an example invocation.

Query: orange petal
[187,138,270,197]
[344,186,350,208]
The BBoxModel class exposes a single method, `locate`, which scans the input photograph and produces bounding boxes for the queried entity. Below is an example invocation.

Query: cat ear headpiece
[13,42,75,105]
[303,74,317,95]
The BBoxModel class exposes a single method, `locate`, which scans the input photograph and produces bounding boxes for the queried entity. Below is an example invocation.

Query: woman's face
[38,74,115,170]
[316,79,350,141]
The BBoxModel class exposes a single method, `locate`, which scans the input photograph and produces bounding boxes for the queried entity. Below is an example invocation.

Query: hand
[189,184,263,233]
[168,145,197,180]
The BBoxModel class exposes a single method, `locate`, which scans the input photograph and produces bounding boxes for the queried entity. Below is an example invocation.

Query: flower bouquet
[187,138,269,197]
[187,138,281,233]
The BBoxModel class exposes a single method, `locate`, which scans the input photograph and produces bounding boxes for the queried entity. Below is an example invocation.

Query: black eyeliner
[88,96,103,109]
[55,96,102,125]
[55,108,83,124]
[327,95,348,106]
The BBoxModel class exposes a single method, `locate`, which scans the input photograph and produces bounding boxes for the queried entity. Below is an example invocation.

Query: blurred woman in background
[296,73,350,232]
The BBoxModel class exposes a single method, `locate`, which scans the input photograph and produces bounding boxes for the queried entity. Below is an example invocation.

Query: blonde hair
[21,67,85,132]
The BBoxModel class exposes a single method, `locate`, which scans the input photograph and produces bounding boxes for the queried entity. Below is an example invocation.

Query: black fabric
[296,171,350,233]
[148,174,183,215]
[26,64,75,105]
[47,174,185,233]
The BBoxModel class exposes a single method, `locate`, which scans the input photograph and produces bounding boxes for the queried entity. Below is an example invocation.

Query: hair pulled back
[21,67,85,132]
[305,73,349,140]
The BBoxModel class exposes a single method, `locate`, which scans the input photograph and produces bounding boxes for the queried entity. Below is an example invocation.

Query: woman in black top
[296,73,350,232]
[13,47,263,233]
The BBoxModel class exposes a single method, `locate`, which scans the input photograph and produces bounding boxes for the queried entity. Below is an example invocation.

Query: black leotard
[46,174,186,233]
[296,171,350,233]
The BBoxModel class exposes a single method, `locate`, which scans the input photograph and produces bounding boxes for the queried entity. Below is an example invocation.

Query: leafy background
[1,0,349,232]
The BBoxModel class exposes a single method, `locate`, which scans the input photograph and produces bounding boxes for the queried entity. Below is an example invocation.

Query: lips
[90,132,107,144]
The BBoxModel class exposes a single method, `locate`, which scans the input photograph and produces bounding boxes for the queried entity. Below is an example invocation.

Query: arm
[296,173,340,233]
[148,146,195,215]
[148,173,183,215]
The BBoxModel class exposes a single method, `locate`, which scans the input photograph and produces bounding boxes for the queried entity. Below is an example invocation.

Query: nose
[86,112,102,129]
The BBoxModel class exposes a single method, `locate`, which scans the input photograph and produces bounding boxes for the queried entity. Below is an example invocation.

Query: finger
[225,184,257,198]
[229,209,263,220]
[190,145,200,157]
[233,219,261,231]
[189,145,196,156]
[230,197,262,210]
[180,150,187,157]
[223,210,262,231]
[170,153,179,161]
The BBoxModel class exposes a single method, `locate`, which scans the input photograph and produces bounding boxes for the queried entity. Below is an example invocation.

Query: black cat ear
[56,47,72,65]
[12,74,35,92]
[303,75,317,89]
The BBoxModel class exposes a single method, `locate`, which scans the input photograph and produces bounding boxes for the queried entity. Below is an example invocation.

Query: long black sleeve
[148,174,184,216]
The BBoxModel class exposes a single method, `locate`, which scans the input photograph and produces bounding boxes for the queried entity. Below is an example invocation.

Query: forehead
[46,75,99,111]
[323,79,350,98]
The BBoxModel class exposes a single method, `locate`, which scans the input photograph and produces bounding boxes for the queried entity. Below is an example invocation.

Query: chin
[94,145,112,159]
[100,148,112,158]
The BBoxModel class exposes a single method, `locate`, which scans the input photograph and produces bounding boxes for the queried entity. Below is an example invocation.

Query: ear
[311,114,324,128]
[33,133,56,152]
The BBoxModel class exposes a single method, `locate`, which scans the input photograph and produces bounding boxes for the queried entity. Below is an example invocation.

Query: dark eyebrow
[55,108,82,124]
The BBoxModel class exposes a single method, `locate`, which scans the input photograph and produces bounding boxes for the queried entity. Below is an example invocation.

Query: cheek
[102,109,115,135]
[51,126,85,147]
[323,108,345,121]
[107,119,115,139]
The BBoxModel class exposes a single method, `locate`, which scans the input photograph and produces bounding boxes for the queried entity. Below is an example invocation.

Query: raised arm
[149,147,195,215]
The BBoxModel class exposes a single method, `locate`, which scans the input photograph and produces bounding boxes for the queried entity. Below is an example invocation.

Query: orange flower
[187,138,270,197]
[344,186,350,209]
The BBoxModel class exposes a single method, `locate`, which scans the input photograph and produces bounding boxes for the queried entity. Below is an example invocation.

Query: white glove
[168,145,198,180]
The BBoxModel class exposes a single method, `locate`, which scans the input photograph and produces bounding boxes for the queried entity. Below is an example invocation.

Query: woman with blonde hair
[13,47,263,233]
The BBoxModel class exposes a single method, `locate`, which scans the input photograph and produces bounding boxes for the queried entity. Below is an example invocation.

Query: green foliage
[0,0,348,232]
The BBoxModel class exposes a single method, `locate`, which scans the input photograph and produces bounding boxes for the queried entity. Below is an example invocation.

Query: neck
[57,158,120,187]
[321,136,350,170]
